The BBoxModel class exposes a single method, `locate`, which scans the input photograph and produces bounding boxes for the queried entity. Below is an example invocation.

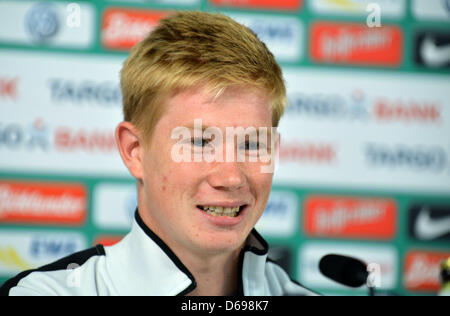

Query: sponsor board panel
[255,191,298,237]
[414,30,450,69]
[274,69,450,193]
[209,0,302,10]
[310,21,403,67]
[303,195,397,240]
[404,250,450,293]
[0,50,130,177]
[0,118,128,177]
[0,50,125,117]
[0,1,95,49]
[93,183,137,230]
[408,203,450,242]
[101,7,170,51]
[298,242,397,290]
[93,235,124,247]
[0,230,86,276]
[412,0,450,22]
[309,0,405,18]
[226,13,303,63]
[0,180,87,226]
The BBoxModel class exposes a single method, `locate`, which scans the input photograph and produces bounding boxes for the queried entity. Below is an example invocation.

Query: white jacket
[1,211,317,296]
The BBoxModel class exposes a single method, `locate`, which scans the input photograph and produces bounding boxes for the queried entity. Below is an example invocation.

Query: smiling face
[137,85,276,257]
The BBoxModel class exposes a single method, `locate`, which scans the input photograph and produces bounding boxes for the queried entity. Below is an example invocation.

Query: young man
[1,11,316,296]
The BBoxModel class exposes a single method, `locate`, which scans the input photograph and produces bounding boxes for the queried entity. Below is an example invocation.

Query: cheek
[246,166,273,209]
[156,163,203,199]
[248,163,273,189]
[161,176,167,192]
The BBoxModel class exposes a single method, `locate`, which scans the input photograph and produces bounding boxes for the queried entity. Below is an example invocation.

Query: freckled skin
[138,85,275,258]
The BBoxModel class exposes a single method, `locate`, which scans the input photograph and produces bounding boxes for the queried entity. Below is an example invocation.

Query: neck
[137,202,244,296]
[184,249,242,296]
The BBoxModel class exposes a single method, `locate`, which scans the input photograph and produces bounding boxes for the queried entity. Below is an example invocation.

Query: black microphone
[319,254,368,288]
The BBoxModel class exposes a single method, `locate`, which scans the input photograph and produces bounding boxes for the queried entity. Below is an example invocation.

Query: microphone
[319,254,368,288]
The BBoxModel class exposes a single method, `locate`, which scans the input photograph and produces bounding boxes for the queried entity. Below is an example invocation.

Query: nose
[207,161,247,191]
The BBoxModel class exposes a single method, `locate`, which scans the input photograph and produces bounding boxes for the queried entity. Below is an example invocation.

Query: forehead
[159,85,272,129]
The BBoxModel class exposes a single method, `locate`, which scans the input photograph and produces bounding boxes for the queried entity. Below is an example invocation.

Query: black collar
[134,209,269,295]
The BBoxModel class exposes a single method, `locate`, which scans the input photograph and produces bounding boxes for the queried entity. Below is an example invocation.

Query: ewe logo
[0,232,86,275]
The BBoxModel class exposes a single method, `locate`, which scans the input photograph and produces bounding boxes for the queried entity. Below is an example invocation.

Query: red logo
[101,8,170,50]
[310,22,403,66]
[303,195,397,239]
[94,235,124,247]
[374,99,442,123]
[54,127,117,153]
[279,142,337,164]
[0,77,18,100]
[0,180,86,225]
[210,0,302,10]
[404,251,450,292]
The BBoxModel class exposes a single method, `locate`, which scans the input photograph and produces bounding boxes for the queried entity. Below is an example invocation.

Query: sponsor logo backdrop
[0,0,449,296]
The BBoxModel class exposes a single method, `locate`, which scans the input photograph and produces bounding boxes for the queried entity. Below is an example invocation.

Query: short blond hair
[120,11,286,142]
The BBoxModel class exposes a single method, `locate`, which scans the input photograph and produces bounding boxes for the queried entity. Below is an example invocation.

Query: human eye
[191,138,211,148]
[243,140,260,151]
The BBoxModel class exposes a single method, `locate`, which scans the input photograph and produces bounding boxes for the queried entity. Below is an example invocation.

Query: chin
[195,229,246,254]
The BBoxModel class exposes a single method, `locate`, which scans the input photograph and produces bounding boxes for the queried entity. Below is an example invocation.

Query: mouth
[196,205,246,217]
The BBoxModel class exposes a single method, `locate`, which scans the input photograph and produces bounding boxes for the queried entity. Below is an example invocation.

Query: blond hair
[120,11,286,142]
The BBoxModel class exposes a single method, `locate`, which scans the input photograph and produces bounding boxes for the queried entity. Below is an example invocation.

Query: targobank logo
[365,143,448,173]
[48,78,122,107]
[0,119,117,153]
[287,89,443,124]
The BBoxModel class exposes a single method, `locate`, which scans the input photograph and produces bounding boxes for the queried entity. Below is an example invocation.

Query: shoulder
[265,258,321,296]
[0,245,106,296]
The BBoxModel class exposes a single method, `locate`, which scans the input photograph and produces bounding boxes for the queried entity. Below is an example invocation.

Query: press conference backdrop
[0,0,449,296]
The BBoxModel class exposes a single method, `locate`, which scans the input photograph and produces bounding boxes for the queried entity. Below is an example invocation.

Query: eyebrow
[183,124,274,136]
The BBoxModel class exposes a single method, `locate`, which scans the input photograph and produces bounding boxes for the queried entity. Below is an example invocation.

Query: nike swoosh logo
[414,206,450,240]
[420,35,450,67]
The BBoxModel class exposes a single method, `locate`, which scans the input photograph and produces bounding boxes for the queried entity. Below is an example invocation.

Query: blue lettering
[30,238,77,258]
[366,144,447,172]
[264,200,288,218]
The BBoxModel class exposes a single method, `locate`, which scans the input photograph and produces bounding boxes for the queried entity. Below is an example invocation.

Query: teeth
[200,205,241,217]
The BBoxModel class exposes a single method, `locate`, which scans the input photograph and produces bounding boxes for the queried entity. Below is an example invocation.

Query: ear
[115,121,144,180]
[275,131,280,153]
